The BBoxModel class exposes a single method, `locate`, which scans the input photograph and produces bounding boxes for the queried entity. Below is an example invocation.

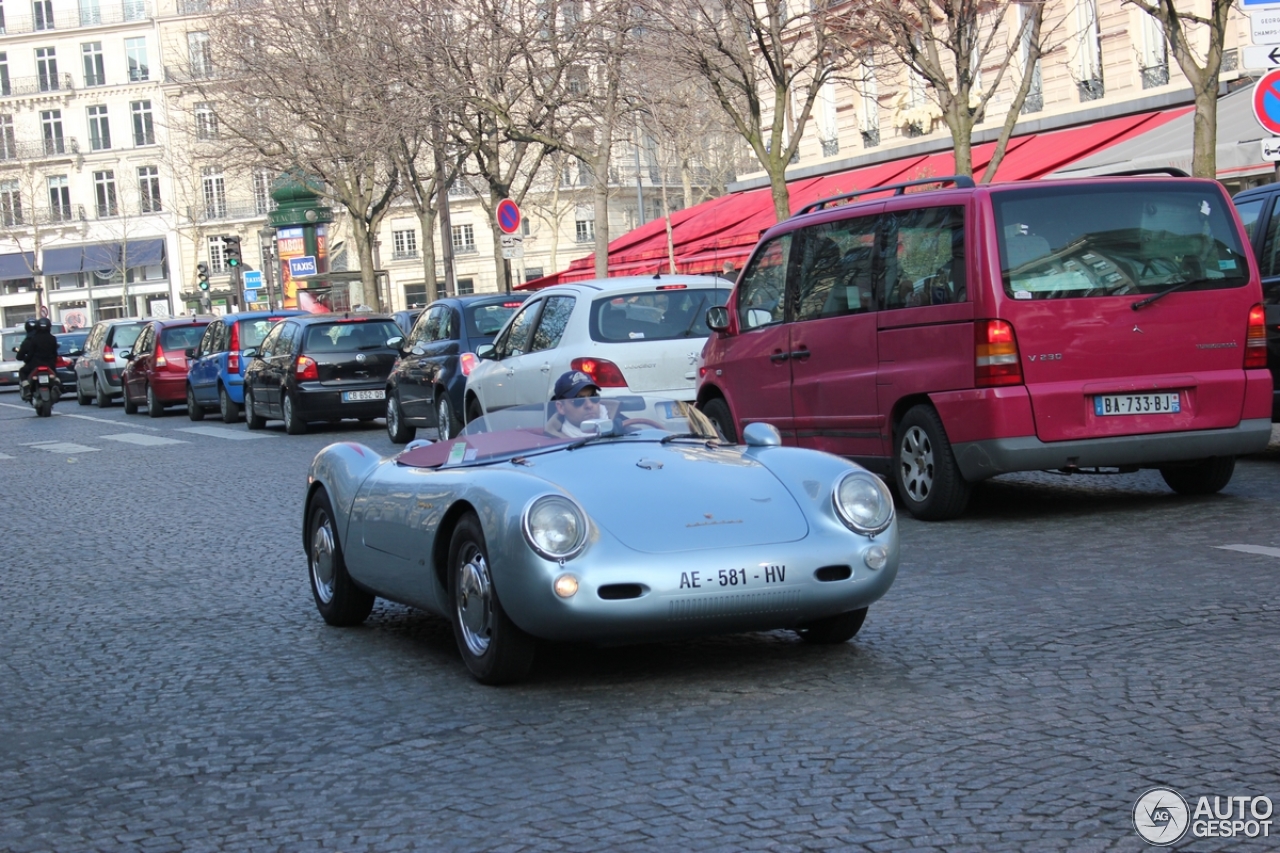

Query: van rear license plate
[342,389,385,402]
[1094,392,1180,416]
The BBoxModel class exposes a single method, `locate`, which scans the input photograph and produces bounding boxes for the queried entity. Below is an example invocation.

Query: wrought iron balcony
[861,127,880,149]
[1078,77,1105,102]
[0,2,150,34]
[185,202,267,223]
[391,250,419,261]
[0,74,76,99]
[0,137,81,161]
[30,205,87,225]
[820,137,840,157]
[1141,62,1170,89]
[163,63,217,85]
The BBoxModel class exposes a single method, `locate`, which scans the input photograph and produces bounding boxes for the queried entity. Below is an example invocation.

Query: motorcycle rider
[17,317,59,402]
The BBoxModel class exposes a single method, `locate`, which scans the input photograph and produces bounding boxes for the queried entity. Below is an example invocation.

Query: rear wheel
[308,490,375,626]
[122,385,138,414]
[465,396,484,425]
[449,513,536,685]
[1160,457,1236,495]
[244,389,266,430]
[894,404,971,521]
[699,397,737,443]
[187,386,205,421]
[436,392,462,440]
[96,378,112,408]
[386,392,416,443]
[146,385,164,418]
[219,385,240,423]
[35,394,53,418]
[283,392,307,435]
[796,608,868,644]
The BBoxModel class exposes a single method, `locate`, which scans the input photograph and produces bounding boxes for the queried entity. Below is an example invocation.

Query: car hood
[529,442,809,553]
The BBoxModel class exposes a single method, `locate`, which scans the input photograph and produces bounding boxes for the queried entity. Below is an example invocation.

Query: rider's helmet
[24,318,37,333]
[35,317,52,332]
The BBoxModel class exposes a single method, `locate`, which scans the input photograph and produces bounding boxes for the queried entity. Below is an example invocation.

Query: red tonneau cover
[396,428,569,469]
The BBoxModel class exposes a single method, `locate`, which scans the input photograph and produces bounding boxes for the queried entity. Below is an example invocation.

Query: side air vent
[598,583,646,600]
[814,565,853,582]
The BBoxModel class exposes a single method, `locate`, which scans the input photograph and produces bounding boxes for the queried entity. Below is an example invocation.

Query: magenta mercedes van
[697,174,1272,520]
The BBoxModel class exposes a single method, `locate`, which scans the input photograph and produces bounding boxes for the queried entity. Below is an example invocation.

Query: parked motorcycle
[24,365,60,417]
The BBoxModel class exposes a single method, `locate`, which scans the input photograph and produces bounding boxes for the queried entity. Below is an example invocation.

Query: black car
[385,292,530,442]
[55,330,90,391]
[241,314,403,435]
[392,309,423,336]
[1228,185,1280,419]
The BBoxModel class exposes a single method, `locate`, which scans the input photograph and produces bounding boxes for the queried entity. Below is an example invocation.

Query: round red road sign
[496,198,522,235]
[1252,69,1280,136]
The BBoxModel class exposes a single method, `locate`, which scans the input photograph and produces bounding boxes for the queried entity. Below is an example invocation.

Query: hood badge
[686,513,743,528]
[636,458,663,470]
[356,353,367,363]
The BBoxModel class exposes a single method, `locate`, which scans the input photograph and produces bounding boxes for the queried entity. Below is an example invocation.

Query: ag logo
[1134,787,1190,846]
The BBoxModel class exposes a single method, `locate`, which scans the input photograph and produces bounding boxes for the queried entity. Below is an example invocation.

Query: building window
[131,100,154,146]
[36,47,59,92]
[138,165,161,213]
[82,42,105,86]
[575,218,595,243]
[452,224,476,254]
[33,0,53,30]
[403,282,427,308]
[253,168,274,215]
[1018,4,1044,113]
[188,31,212,78]
[87,105,111,150]
[0,53,10,98]
[1076,0,1104,102]
[125,37,149,82]
[48,175,71,221]
[79,0,101,25]
[194,102,218,141]
[202,166,226,219]
[0,114,14,161]
[122,0,145,21]
[207,235,226,273]
[1,179,22,227]
[93,170,117,218]
[393,229,418,259]
[524,266,544,282]
[455,277,474,295]
[859,55,880,149]
[40,109,64,156]
[1140,14,1169,89]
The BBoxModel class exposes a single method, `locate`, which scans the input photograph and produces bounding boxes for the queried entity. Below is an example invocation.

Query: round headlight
[833,472,894,536]
[523,495,587,560]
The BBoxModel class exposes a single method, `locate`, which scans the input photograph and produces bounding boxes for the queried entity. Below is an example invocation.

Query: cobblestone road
[1,398,1278,852]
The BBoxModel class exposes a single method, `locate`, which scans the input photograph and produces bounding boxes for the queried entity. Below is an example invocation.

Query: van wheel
[894,405,971,521]
[1160,457,1235,495]
[699,398,737,443]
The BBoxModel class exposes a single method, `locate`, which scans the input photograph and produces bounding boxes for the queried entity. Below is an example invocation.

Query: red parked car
[121,317,213,417]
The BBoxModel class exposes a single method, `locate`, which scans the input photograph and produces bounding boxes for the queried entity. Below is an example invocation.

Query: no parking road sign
[496,198,522,235]
[1252,68,1280,135]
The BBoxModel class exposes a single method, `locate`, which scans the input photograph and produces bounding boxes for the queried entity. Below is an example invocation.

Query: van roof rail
[1098,167,1191,178]
[797,175,976,215]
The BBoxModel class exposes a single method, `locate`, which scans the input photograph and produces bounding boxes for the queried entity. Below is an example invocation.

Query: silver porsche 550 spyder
[303,396,900,684]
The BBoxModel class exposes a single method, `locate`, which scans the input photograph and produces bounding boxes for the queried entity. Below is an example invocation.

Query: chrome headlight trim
[522,493,589,561]
[832,471,895,537]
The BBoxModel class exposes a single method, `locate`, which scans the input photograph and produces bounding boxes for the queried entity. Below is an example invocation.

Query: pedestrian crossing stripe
[23,441,100,454]
[1215,544,1280,559]
[175,427,276,440]
[100,433,189,447]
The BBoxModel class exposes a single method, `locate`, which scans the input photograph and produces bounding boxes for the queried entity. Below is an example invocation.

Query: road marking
[100,433,188,447]
[1215,544,1280,559]
[22,441,100,454]
[0,452,13,459]
[175,426,275,440]
[0,403,162,429]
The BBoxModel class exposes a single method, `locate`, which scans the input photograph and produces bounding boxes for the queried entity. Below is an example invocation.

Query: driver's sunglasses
[567,395,600,408]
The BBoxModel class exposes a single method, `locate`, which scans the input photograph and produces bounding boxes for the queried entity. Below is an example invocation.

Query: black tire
[386,392,416,443]
[307,490,375,626]
[146,385,165,418]
[796,607,868,644]
[187,385,205,421]
[449,513,536,685]
[283,391,307,435]
[95,377,112,408]
[219,385,240,424]
[76,380,90,406]
[699,397,738,443]
[1160,457,1236,495]
[436,391,462,440]
[465,395,485,425]
[244,389,266,430]
[122,385,138,414]
[894,404,971,521]
[35,395,53,418]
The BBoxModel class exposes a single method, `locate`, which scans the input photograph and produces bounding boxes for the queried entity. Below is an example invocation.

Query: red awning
[518,106,1192,290]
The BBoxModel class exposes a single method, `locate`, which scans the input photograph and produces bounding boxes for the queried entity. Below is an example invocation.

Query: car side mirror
[743,422,782,447]
[706,306,730,333]
[120,349,133,360]
[411,343,427,357]
[184,347,196,359]
[475,344,496,360]
[243,346,260,359]
[67,347,83,357]
[387,335,404,349]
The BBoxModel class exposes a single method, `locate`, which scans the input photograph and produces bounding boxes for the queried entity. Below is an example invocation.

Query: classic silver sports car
[303,396,900,684]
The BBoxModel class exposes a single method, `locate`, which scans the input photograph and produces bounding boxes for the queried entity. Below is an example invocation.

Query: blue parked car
[385,293,529,442]
[186,309,308,422]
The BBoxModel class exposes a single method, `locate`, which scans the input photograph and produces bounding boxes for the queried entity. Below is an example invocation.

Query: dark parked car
[73,318,147,407]
[392,309,423,336]
[1228,185,1280,419]
[385,292,530,442]
[242,313,402,434]
[54,330,90,391]
[186,309,308,423]
[121,317,212,417]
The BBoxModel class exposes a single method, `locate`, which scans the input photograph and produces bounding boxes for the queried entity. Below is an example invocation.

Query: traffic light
[223,235,243,268]
[196,261,210,291]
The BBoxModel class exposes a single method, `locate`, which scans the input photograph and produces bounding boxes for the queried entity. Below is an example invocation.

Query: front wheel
[699,397,738,443]
[187,386,205,421]
[308,490,375,626]
[796,608,868,644]
[244,389,266,430]
[436,392,462,440]
[283,392,307,435]
[449,513,536,685]
[386,392,416,443]
[465,396,485,426]
[1160,457,1236,495]
[894,405,971,521]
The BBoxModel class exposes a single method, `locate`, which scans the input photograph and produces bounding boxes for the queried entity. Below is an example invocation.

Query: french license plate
[1094,392,1181,416]
[341,389,385,402]
[37,374,50,385]
[678,564,789,590]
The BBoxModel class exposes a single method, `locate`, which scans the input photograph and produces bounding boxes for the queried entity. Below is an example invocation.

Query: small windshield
[238,318,287,349]
[466,298,528,338]
[590,286,730,342]
[303,320,401,352]
[160,325,207,350]
[396,396,719,469]
[992,183,1249,300]
[56,332,88,354]
[110,323,144,349]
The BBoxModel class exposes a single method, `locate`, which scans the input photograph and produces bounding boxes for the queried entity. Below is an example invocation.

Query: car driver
[546,370,603,438]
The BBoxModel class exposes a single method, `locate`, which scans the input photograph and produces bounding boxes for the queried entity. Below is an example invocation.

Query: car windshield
[590,286,730,342]
[160,325,207,350]
[992,183,1250,300]
[303,320,401,352]
[56,332,88,354]
[466,299,527,338]
[395,396,720,469]
[2,331,24,356]
[110,323,144,348]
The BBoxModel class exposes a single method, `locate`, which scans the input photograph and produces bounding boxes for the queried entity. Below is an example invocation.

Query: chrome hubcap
[437,399,451,439]
[310,512,336,603]
[456,546,493,657]
[899,425,934,503]
[387,397,400,434]
[245,392,254,419]
[284,395,294,425]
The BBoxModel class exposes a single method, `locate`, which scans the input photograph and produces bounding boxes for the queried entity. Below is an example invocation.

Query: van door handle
[769,350,790,363]
[790,348,811,360]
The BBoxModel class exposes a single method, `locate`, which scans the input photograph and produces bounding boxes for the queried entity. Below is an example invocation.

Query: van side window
[1234,198,1264,242]
[1257,196,1280,281]
[794,217,879,322]
[881,206,965,310]
[737,234,792,330]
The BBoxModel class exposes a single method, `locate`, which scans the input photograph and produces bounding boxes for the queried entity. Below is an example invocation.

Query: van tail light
[460,352,478,376]
[102,345,115,363]
[570,357,628,387]
[228,323,241,373]
[1245,304,1267,369]
[154,342,167,370]
[295,356,319,381]
[975,320,1023,387]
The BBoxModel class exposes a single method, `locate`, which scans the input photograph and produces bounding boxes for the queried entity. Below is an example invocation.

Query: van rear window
[992,184,1249,300]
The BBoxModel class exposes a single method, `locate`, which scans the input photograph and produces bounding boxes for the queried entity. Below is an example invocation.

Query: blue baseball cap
[553,370,600,401]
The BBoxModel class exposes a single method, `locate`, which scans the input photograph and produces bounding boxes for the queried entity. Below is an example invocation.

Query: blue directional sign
[243,270,263,289]
[288,256,317,278]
